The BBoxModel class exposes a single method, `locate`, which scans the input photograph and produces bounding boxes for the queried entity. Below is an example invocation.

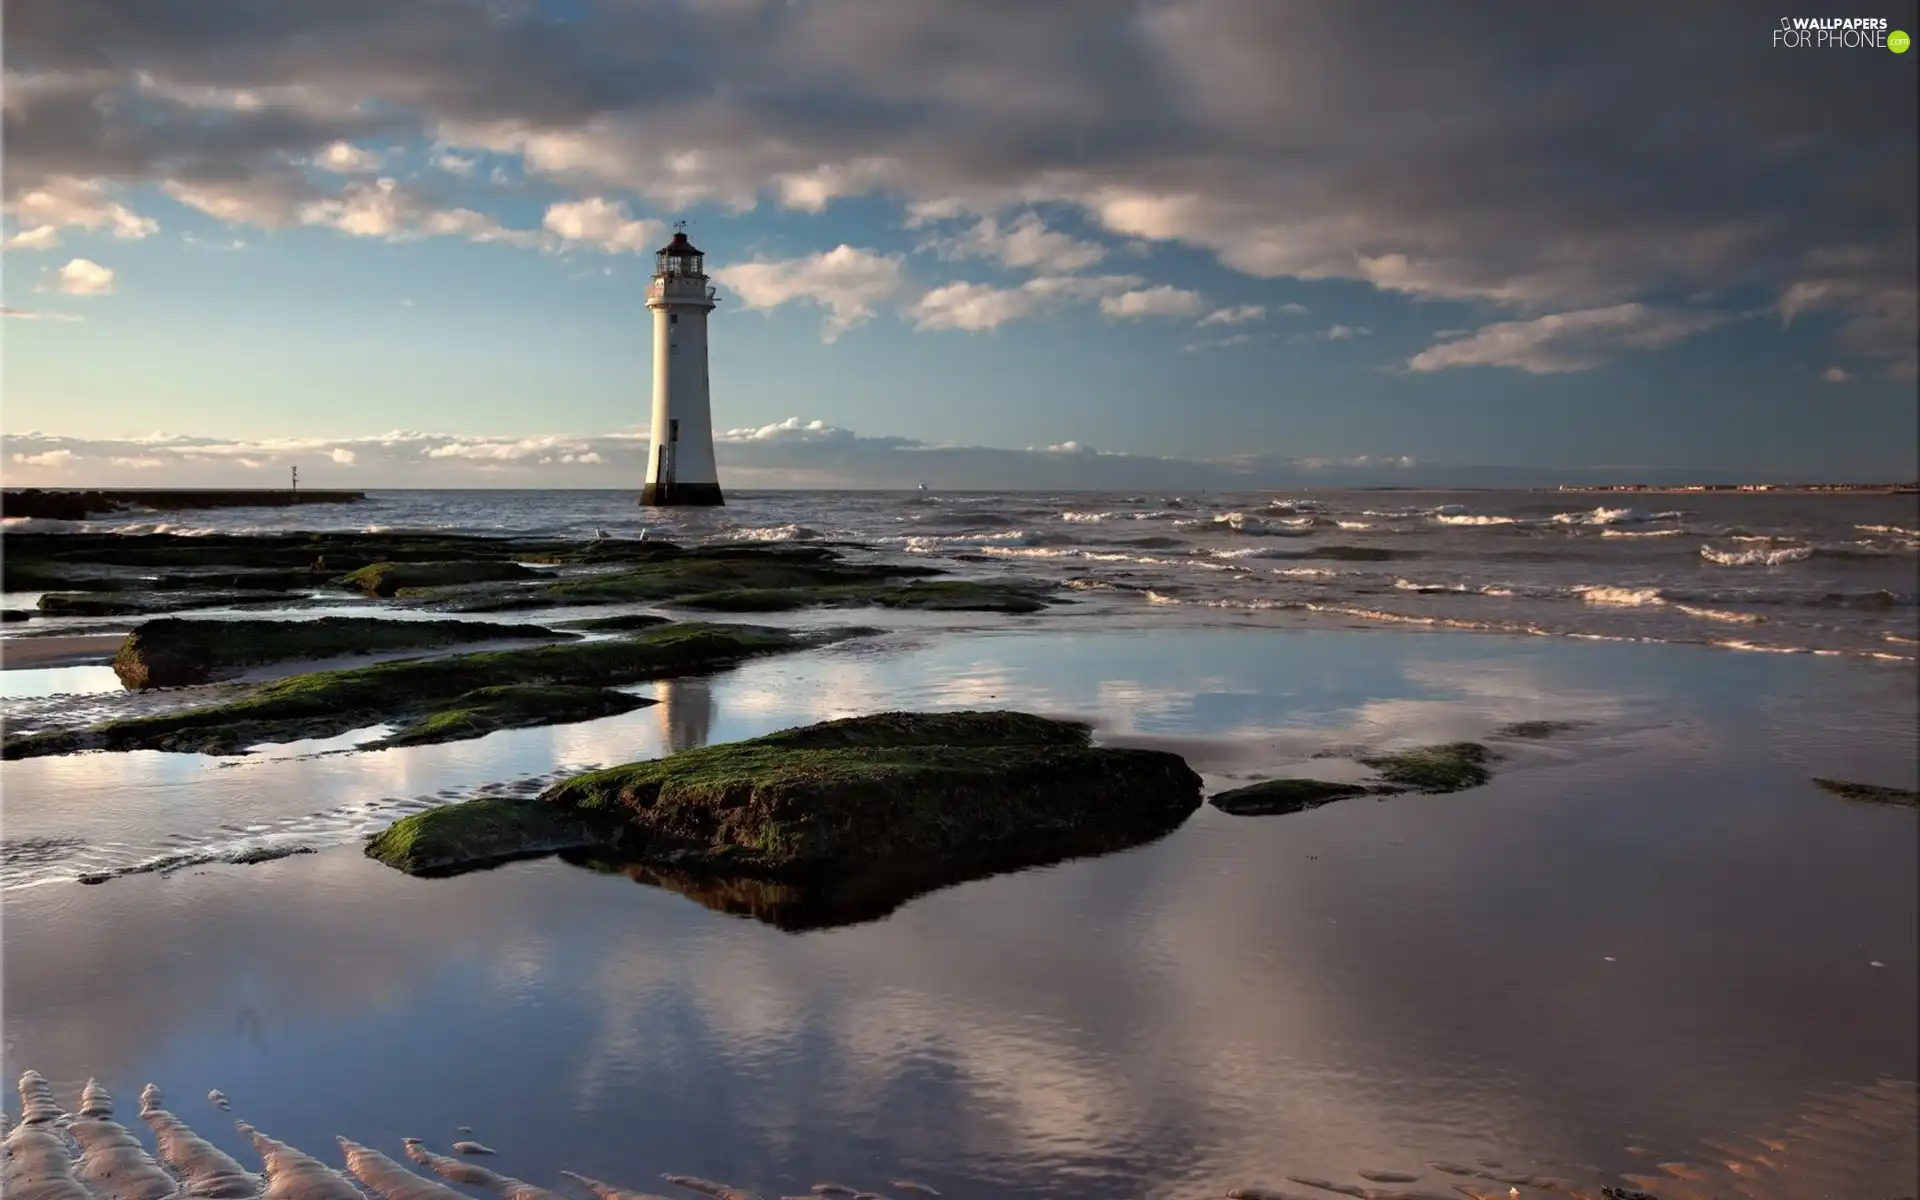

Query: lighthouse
[640,227,724,506]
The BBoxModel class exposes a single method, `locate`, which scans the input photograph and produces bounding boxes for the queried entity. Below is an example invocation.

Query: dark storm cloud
[6,0,1915,369]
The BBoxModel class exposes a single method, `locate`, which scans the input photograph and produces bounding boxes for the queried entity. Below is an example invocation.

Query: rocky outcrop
[110,615,572,688]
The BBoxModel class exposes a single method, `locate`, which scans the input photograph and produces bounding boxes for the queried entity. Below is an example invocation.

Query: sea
[2,488,1916,1199]
[7,486,1917,661]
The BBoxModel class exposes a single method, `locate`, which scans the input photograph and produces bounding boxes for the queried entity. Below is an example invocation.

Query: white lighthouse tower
[641,226,724,506]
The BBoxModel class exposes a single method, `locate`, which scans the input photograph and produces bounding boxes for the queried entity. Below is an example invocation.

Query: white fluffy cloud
[542,197,665,253]
[3,176,157,249]
[1197,305,1264,326]
[1407,304,1726,374]
[2,306,84,322]
[39,258,116,296]
[910,273,1142,332]
[315,141,382,173]
[714,245,904,340]
[1099,285,1204,320]
[1312,324,1371,341]
[930,212,1108,274]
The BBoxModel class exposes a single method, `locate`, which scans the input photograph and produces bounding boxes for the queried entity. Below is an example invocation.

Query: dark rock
[1,609,31,623]
[4,622,841,758]
[111,615,574,688]
[1356,742,1497,793]
[1210,777,1376,816]
[366,711,1203,898]
[38,591,298,617]
[558,613,675,633]
[1813,777,1919,808]
[336,560,546,597]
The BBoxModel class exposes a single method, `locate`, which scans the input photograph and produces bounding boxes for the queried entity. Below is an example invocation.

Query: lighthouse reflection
[653,676,716,753]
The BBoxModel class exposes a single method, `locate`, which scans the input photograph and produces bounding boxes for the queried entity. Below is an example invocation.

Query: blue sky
[4,1,1916,488]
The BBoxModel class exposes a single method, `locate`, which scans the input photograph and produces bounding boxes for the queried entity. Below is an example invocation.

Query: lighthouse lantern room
[640,227,724,506]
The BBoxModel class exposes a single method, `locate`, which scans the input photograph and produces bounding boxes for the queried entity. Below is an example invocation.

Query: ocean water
[8,487,1916,660]
[2,629,1915,1198]
[2,492,1916,1197]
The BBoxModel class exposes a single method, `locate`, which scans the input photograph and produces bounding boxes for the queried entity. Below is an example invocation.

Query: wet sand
[0,633,124,670]
[2,627,1914,1197]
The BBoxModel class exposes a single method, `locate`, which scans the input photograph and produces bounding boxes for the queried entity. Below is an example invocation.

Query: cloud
[2,306,84,322]
[1197,305,1264,326]
[12,449,79,468]
[432,151,477,177]
[329,447,358,465]
[713,245,904,340]
[295,178,535,244]
[39,258,116,296]
[2,2,1912,370]
[1183,332,1261,352]
[1820,365,1851,384]
[2,175,158,249]
[1312,323,1371,341]
[1099,285,1205,320]
[1407,304,1726,374]
[908,273,1142,332]
[928,212,1107,274]
[1045,441,1095,454]
[1277,302,1309,315]
[315,141,383,173]
[542,197,665,254]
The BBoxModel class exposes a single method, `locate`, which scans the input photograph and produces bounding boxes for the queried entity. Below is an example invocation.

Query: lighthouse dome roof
[659,230,703,256]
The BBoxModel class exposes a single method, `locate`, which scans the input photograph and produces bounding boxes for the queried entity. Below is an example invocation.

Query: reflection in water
[2,630,1914,1198]
[653,676,716,753]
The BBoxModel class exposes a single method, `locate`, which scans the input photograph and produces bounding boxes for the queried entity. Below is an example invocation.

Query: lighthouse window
[669,314,679,324]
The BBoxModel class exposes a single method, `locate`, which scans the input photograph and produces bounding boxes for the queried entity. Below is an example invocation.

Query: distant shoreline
[1551,483,1918,495]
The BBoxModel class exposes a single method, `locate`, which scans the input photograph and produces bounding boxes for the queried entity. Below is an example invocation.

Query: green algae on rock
[1357,741,1497,793]
[335,560,547,597]
[366,795,622,874]
[558,612,675,632]
[38,590,297,617]
[4,622,827,759]
[423,551,939,613]
[1813,777,1919,808]
[111,615,574,688]
[1209,778,1377,816]
[373,684,651,749]
[1493,719,1584,740]
[368,711,1203,887]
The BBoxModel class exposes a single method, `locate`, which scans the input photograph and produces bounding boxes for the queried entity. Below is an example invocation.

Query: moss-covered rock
[1,609,31,623]
[367,796,624,875]
[111,615,573,689]
[336,560,546,597]
[1357,742,1497,793]
[1493,720,1583,739]
[37,590,296,617]
[424,552,938,613]
[368,711,1202,885]
[559,613,675,633]
[4,622,832,758]
[1813,777,1919,808]
[673,578,1056,615]
[1209,777,1376,816]
[375,684,650,748]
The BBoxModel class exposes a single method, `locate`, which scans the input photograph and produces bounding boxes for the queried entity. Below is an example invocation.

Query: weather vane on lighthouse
[640,223,724,506]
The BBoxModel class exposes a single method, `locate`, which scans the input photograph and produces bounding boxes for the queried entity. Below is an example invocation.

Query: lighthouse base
[640,481,726,507]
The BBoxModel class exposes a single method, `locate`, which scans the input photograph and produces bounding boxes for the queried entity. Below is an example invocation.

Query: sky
[3,0,1917,490]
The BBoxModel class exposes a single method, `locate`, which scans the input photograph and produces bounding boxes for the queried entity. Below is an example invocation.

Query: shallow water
[6,487,1918,660]
[3,627,1915,1197]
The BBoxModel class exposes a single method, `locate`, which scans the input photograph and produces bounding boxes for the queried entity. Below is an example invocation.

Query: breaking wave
[1700,543,1815,567]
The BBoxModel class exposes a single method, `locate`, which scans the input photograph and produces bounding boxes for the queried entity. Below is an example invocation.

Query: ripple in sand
[405,1138,563,1200]
[6,1072,90,1200]
[70,1081,179,1200]
[453,1140,497,1155]
[339,1136,467,1200]
[235,1122,361,1200]
[662,1174,765,1200]
[560,1169,676,1200]
[138,1084,260,1198]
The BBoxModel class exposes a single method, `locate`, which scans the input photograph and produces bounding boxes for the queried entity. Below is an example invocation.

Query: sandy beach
[0,633,124,670]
